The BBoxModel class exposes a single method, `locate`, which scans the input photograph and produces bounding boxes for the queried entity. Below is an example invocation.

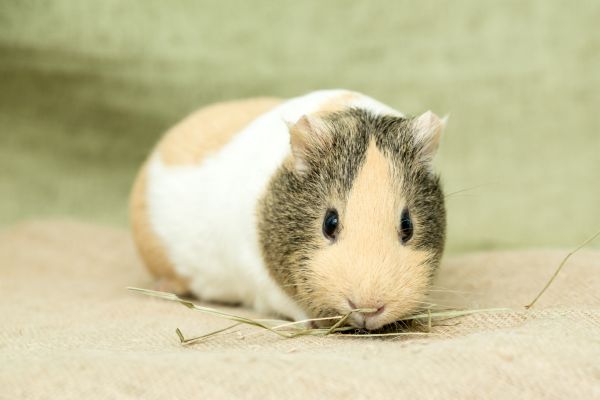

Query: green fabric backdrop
[1,0,599,253]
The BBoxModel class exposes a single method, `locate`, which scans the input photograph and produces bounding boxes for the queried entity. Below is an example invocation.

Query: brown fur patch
[129,163,189,294]
[159,98,282,166]
[316,92,359,115]
[310,141,430,323]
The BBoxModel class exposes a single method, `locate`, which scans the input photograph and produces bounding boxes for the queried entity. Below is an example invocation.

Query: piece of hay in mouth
[127,287,508,344]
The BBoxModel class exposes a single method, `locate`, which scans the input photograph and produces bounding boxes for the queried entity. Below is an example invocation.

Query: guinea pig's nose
[347,299,385,316]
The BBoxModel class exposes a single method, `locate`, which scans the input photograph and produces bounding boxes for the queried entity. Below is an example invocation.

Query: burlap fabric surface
[1,221,599,399]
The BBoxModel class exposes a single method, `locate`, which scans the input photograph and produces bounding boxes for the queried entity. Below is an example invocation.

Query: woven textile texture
[1,221,599,399]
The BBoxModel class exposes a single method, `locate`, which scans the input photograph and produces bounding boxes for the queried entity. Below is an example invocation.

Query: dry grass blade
[326,312,352,335]
[343,331,433,338]
[270,316,346,330]
[427,308,432,332]
[176,323,241,345]
[128,287,299,338]
[128,287,509,342]
[525,229,600,309]
[393,308,507,322]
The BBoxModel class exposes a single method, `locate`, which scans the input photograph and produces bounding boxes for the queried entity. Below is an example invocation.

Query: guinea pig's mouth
[312,308,406,332]
[312,317,415,334]
[310,302,429,332]
[348,309,388,331]
[346,320,415,335]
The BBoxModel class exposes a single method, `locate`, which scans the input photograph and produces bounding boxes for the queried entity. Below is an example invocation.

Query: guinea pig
[130,89,446,331]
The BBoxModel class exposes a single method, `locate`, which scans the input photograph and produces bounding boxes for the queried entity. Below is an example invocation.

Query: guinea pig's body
[131,90,446,330]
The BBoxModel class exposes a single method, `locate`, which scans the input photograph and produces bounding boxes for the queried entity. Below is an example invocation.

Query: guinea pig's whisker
[445,194,479,199]
[428,289,473,294]
[409,300,437,305]
[428,286,478,294]
[444,182,496,198]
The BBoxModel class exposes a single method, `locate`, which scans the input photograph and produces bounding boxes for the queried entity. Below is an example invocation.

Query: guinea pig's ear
[288,114,331,174]
[412,110,447,162]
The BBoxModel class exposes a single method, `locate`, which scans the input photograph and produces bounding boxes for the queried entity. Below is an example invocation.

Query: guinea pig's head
[258,108,446,330]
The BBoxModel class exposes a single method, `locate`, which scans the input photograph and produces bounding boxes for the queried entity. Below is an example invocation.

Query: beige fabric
[1,221,599,399]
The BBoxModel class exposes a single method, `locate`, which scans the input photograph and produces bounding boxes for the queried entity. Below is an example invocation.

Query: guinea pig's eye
[399,208,413,244]
[322,209,339,240]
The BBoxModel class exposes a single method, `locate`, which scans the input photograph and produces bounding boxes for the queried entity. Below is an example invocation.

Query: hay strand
[176,323,241,345]
[128,287,508,342]
[525,229,600,309]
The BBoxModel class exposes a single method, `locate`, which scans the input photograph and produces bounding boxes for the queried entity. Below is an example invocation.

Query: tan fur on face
[129,163,189,294]
[309,141,431,327]
[159,98,281,166]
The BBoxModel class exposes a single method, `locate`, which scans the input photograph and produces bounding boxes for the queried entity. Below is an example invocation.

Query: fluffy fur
[130,90,446,330]
[258,108,446,329]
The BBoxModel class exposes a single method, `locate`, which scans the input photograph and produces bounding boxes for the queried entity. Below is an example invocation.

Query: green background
[1,0,599,253]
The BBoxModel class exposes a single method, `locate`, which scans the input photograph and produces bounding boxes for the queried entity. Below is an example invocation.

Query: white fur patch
[144,90,403,320]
